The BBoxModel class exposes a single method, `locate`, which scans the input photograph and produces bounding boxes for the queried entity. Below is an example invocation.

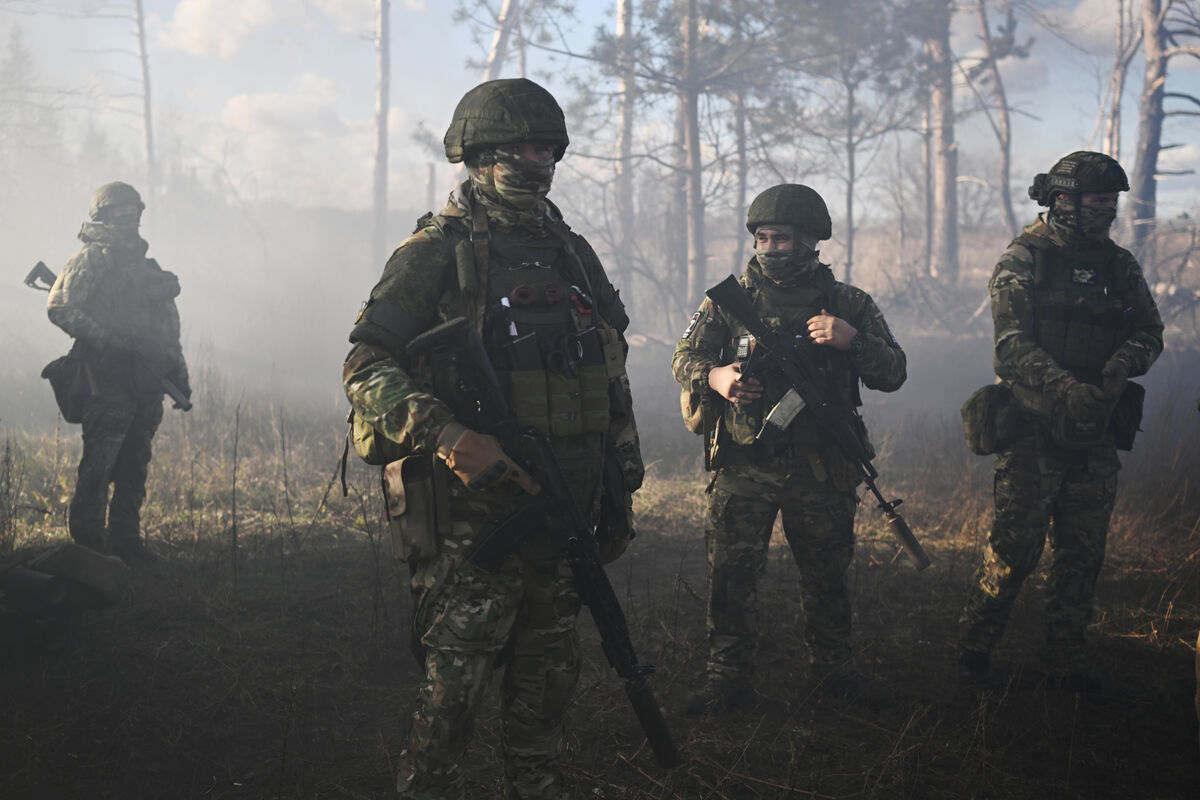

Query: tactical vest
[482,228,616,438]
[1018,233,1131,381]
[714,270,861,460]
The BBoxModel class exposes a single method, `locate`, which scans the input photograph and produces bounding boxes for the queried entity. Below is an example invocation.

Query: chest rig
[720,271,860,452]
[1019,234,1131,380]
[481,229,608,437]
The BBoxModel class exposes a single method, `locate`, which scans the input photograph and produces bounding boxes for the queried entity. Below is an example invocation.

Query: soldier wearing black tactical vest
[672,184,906,712]
[342,79,641,799]
[958,151,1164,692]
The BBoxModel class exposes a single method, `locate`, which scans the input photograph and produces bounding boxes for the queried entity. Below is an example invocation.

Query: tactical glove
[1101,357,1129,400]
[1063,380,1110,421]
[436,422,541,495]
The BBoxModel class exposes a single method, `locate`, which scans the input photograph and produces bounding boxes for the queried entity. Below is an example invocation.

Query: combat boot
[109,537,159,568]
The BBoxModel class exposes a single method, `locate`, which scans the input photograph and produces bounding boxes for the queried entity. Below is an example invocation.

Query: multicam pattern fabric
[705,463,857,677]
[344,183,638,798]
[47,221,186,551]
[672,257,905,679]
[397,522,585,800]
[959,431,1119,670]
[988,214,1162,414]
[959,214,1163,671]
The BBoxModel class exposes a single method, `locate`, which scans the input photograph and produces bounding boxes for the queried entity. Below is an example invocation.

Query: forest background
[0,1,1199,798]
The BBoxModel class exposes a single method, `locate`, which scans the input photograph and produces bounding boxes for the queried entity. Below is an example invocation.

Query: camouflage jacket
[343,183,642,490]
[989,215,1163,414]
[47,222,186,380]
[672,259,905,467]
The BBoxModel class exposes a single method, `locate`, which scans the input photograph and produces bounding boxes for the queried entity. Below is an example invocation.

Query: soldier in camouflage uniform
[672,184,906,711]
[342,79,641,800]
[47,182,190,566]
[958,152,1163,691]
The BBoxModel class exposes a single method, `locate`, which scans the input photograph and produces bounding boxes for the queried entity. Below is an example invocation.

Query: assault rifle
[705,275,932,570]
[22,261,192,411]
[407,317,682,768]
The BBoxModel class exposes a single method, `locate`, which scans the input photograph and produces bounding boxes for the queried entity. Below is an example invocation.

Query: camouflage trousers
[959,430,1120,671]
[69,389,163,550]
[704,460,857,682]
[396,540,581,800]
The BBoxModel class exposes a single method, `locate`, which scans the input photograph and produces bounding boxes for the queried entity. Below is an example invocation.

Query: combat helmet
[1028,151,1129,207]
[745,184,832,240]
[89,181,145,221]
[443,78,570,164]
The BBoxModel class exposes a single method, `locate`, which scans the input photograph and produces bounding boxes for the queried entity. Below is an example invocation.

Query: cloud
[160,0,394,59]
[160,0,289,60]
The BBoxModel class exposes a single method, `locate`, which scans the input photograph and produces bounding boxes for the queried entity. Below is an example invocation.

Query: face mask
[1051,195,1115,241]
[755,242,819,284]
[491,147,555,211]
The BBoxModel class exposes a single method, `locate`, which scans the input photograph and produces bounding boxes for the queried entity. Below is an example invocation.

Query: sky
[3,0,1197,219]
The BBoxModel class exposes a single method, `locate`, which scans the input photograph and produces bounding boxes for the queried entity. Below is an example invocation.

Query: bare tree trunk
[1130,0,1166,263]
[133,0,155,205]
[844,84,857,284]
[926,1,959,284]
[681,0,706,306]
[922,93,933,277]
[372,0,391,271]
[483,0,520,81]
[671,98,689,306]
[615,0,636,311]
[975,0,1017,238]
[731,1,749,276]
[1103,0,1140,157]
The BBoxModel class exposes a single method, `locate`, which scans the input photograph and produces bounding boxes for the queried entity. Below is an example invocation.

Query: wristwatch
[850,332,868,357]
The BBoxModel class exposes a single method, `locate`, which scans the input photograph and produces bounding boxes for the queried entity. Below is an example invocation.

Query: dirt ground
[2,464,1197,799]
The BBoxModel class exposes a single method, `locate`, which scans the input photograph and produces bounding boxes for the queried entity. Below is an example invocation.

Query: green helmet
[89,181,145,220]
[443,78,570,165]
[745,184,832,240]
[1028,150,1129,207]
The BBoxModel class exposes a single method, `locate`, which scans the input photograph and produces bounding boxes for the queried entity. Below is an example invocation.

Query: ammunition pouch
[41,355,93,424]
[502,326,618,437]
[680,384,717,435]
[1111,380,1145,451]
[382,455,448,563]
[961,383,1020,455]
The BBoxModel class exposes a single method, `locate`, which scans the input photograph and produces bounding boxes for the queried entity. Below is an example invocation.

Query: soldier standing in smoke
[958,152,1163,692]
[343,79,642,799]
[46,182,190,566]
[672,184,906,712]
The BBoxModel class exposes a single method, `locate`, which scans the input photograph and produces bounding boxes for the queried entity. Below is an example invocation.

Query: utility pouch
[1111,380,1145,451]
[961,383,1020,455]
[350,409,409,466]
[382,455,443,563]
[41,355,93,424]
[1049,404,1109,450]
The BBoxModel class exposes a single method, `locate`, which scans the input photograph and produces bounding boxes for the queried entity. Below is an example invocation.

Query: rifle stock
[706,275,931,570]
[407,318,682,767]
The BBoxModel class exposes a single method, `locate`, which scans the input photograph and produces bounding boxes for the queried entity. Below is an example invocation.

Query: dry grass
[1,376,1198,799]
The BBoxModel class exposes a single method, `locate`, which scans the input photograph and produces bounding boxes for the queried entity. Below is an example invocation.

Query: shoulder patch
[681,311,702,340]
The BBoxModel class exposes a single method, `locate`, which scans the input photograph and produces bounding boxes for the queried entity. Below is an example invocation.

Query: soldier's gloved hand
[436,422,541,495]
[708,363,762,406]
[1101,357,1129,399]
[1063,380,1110,420]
